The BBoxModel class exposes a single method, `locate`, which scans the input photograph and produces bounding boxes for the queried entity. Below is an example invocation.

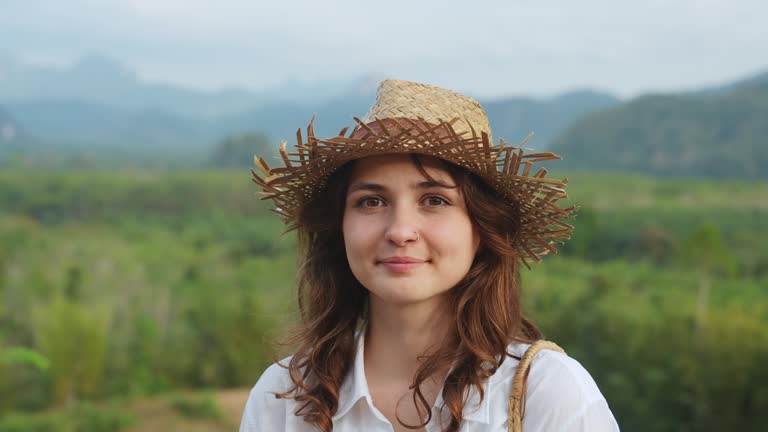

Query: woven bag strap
[507,340,566,432]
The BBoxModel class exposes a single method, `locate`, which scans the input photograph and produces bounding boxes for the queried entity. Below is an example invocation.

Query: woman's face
[342,154,480,307]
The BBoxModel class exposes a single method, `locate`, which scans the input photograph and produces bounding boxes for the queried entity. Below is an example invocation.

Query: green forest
[549,75,768,180]
[0,168,766,431]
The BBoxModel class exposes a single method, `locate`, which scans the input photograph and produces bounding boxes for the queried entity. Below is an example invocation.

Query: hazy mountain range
[0,54,618,158]
[1,54,766,178]
[549,70,768,179]
[0,54,374,116]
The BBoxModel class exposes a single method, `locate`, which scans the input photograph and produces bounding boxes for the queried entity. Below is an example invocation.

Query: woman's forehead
[347,154,454,184]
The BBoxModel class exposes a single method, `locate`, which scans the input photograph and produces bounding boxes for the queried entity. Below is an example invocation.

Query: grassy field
[1,169,766,432]
[124,388,249,432]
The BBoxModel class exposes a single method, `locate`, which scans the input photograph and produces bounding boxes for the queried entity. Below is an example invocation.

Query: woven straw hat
[251,79,576,266]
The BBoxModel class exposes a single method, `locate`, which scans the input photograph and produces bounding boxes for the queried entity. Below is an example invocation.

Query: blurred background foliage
[2,41,768,432]
[0,167,765,431]
[3,2,767,430]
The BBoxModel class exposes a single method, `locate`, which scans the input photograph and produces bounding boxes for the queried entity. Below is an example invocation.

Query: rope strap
[507,340,566,432]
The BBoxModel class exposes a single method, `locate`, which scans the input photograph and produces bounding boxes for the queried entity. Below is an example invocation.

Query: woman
[241,80,619,431]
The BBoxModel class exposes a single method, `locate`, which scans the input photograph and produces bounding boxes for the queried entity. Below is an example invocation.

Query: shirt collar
[332,330,494,425]
[332,330,370,420]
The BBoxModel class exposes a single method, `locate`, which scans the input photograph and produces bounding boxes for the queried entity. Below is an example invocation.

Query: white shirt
[240,333,619,432]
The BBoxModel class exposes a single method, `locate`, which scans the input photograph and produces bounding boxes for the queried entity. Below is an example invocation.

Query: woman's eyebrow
[348,180,456,194]
[347,182,385,194]
[415,180,456,189]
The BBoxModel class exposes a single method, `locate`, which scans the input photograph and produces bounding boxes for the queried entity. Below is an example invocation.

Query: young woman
[240,80,619,432]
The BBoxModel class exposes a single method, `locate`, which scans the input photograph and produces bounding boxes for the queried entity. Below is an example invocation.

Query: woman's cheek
[430,215,474,242]
[344,217,377,251]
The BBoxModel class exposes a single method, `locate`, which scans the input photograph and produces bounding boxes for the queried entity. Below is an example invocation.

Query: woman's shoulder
[490,342,619,431]
[239,357,295,431]
[251,356,294,394]
[502,342,604,398]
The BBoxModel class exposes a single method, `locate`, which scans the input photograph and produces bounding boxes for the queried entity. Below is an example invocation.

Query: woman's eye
[424,196,449,206]
[358,197,384,208]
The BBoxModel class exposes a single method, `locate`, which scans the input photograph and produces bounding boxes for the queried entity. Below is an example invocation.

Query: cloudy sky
[1,0,766,98]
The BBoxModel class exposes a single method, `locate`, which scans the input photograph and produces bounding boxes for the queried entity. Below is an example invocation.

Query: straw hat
[251,79,576,266]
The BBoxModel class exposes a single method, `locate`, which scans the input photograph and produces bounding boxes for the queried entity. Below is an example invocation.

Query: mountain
[9,87,613,158]
[6,100,215,152]
[0,54,370,117]
[218,79,378,144]
[0,54,389,160]
[548,70,768,179]
[3,87,380,157]
[240,85,620,149]
[16,53,767,176]
[687,70,768,98]
[483,90,620,148]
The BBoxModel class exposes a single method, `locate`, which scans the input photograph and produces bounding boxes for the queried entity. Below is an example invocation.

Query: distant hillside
[0,54,373,117]
[6,100,218,152]
[218,83,377,144]
[484,90,619,148]
[549,70,768,179]
[4,97,376,157]
[10,53,767,173]
[0,54,383,160]
[5,73,617,163]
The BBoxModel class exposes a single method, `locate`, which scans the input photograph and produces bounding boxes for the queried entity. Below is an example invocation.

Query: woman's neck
[364,295,453,381]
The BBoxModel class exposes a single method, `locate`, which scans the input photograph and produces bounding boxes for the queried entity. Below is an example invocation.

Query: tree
[678,223,738,430]
[208,132,273,168]
[680,223,737,327]
[33,300,111,406]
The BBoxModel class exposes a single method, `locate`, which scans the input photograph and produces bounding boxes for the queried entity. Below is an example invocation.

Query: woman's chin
[367,284,449,308]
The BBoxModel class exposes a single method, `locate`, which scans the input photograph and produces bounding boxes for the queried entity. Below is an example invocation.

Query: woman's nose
[384,207,420,246]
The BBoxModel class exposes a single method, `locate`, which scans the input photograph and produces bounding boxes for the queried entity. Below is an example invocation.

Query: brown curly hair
[276,154,543,432]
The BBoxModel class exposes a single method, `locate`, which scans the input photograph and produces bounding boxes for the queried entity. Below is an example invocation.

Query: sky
[2,0,767,98]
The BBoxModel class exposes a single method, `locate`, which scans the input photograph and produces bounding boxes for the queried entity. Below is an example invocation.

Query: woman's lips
[380,262,425,272]
[377,258,428,273]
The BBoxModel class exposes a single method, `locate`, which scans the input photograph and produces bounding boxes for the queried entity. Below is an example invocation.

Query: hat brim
[251,116,576,267]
